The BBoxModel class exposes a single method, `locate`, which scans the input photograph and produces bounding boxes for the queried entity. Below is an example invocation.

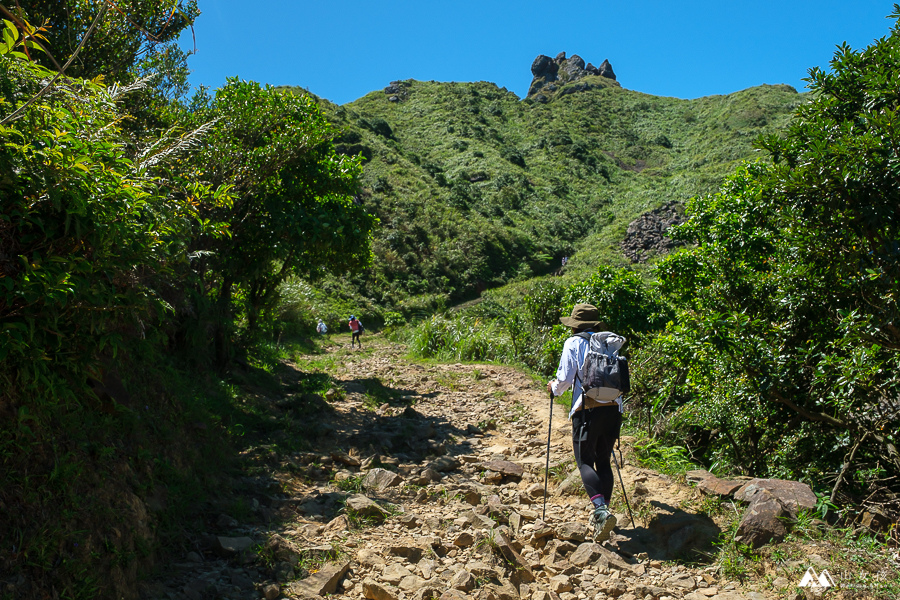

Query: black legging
[571,405,622,505]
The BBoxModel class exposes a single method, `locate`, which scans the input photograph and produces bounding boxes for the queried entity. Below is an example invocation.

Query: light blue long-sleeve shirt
[550,333,592,419]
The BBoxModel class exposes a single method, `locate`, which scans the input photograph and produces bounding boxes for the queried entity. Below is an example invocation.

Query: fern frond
[136,118,220,174]
[108,74,158,100]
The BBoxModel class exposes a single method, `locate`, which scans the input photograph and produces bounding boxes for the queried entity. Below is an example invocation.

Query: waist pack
[575,331,630,402]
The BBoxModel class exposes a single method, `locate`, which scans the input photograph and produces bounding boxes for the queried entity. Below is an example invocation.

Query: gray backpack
[575,332,630,401]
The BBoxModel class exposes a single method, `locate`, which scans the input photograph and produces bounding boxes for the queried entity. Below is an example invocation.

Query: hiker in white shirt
[546,303,623,542]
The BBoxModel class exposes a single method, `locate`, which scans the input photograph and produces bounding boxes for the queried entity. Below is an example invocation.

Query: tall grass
[409,315,515,363]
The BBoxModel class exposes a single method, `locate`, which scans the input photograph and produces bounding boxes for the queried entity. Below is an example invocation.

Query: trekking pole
[612,438,636,529]
[543,390,553,521]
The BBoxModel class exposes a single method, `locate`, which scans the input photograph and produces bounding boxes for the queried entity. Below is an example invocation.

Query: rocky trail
[137,335,827,600]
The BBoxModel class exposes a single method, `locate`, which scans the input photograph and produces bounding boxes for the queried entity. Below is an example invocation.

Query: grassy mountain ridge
[279,75,803,319]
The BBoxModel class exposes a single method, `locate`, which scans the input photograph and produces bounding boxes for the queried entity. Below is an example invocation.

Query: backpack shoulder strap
[571,332,592,390]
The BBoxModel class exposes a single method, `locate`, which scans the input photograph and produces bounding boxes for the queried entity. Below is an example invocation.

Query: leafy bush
[408,265,669,376]
[0,31,225,398]
[0,14,380,597]
[564,265,673,342]
[633,15,900,513]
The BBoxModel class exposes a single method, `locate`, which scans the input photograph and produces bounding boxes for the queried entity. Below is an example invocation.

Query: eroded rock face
[599,59,616,79]
[531,54,559,79]
[621,201,686,263]
[528,52,617,99]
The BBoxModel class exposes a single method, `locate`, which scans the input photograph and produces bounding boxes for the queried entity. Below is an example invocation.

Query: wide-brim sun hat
[559,303,607,330]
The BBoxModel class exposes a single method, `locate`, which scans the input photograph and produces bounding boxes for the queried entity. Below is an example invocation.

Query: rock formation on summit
[528,52,618,101]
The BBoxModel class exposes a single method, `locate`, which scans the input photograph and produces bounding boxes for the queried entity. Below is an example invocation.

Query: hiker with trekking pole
[544,303,633,542]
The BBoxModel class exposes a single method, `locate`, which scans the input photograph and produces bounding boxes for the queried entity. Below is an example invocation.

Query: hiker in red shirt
[348,315,363,349]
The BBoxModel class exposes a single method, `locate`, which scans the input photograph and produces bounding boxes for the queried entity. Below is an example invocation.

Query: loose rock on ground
[137,336,799,600]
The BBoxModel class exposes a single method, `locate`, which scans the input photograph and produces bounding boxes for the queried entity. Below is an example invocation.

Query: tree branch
[0,4,107,125]
[743,364,849,428]
[870,431,900,476]
[831,432,867,503]
[0,4,62,70]
[766,388,848,429]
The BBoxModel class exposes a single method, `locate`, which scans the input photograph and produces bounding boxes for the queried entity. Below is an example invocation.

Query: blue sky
[180,1,894,105]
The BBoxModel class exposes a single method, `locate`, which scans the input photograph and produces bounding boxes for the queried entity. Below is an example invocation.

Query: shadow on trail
[324,375,473,460]
[263,376,477,526]
[217,358,479,527]
[614,500,722,564]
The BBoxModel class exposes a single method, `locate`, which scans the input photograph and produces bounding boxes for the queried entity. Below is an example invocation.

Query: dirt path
[139,334,777,600]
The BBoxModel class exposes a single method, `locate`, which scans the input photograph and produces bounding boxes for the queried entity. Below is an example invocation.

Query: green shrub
[409,315,512,363]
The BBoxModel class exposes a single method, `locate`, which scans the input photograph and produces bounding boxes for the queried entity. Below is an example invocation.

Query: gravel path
[139,334,776,600]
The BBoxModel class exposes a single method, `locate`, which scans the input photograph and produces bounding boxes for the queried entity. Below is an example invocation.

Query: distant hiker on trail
[546,303,625,543]
[316,319,327,335]
[562,256,568,267]
[348,315,363,348]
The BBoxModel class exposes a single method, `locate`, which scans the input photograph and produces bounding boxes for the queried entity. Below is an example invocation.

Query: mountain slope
[280,64,803,316]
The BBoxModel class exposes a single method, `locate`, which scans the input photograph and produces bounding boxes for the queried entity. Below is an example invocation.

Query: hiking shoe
[590,505,617,542]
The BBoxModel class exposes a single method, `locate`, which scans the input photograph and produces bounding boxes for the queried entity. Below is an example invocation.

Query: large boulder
[569,542,603,567]
[263,534,301,565]
[346,494,390,521]
[735,478,817,519]
[555,468,583,496]
[494,530,534,582]
[561,54,586,80]
[213,536,255,558]
[363,468,404,491]
[736,488,789,548]
[698,475,746,497]
[479,460,524,479]
[531,54,559,79]
[363,578,399,600]
[289,560,350,597]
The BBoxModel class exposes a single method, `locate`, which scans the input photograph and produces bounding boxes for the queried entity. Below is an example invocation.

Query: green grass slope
[279,75,802,317]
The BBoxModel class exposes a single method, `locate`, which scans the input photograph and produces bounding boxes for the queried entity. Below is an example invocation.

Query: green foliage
[633,10,900,505]
[286,76,799,316]
[0,13,379,598]
[333,473,365,494]
[563,265,672,341]
[409,315,514,363]
[15,0,199,81]
[408,265,670,377]
[715,515,759,581]
[0,37,222,397]
[182,79,377,334]
[631,437,700,476]
[522,279,565,328]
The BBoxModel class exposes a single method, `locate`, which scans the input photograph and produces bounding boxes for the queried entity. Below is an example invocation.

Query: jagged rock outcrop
[383,80,409,102]
[620,201,686,263]
[597,59,616,79]
[528,52,618,100]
